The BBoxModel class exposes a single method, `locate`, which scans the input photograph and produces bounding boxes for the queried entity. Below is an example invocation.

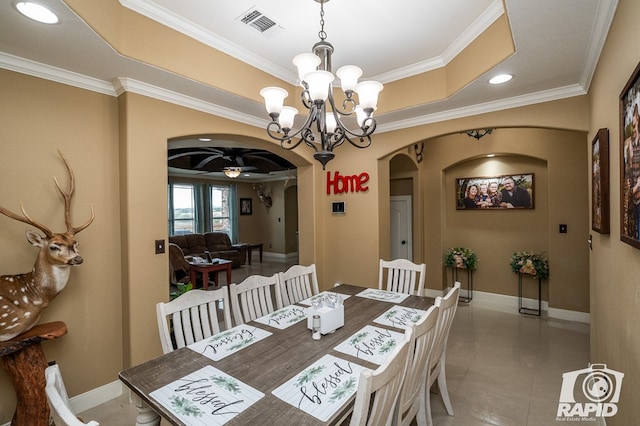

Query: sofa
[169,232,243,269]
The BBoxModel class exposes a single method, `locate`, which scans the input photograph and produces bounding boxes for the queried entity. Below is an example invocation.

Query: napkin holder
[306,305,344,335]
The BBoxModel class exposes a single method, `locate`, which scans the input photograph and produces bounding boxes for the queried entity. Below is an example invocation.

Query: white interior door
[390,196,412,260]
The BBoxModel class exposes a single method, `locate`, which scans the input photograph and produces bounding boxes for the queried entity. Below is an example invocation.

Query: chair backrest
[378,258,426,296]
[395,304,440,425]
[350,327,413,426]
[278,263,319,306]
[156,287,232,354]
[45,364,100,426]
[229,274,283,325]
[168,243,191,283]
[429,282,461,375]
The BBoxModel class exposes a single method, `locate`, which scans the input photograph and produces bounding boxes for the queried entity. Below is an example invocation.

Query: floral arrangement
[510,251,549,279]
[443,247,478,270]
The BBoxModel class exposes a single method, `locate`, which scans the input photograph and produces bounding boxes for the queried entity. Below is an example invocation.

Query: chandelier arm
[326,89,355,117]
[300,89,313,110]
[345,133,373,149]
[300,128,321,152]
[325,127,347,152]
[265,105,318,142]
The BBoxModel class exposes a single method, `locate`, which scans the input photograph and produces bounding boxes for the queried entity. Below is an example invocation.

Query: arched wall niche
[443,153,549,298]
[415,127,589,314]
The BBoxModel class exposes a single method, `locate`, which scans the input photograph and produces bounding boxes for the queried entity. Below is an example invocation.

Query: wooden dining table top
[119,284,435,425]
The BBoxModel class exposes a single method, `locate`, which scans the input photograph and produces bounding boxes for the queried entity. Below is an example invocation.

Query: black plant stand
[518,273,541,316]
[452,267,473,303]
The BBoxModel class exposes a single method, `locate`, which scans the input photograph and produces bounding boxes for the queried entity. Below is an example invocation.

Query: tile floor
[80,259,591,425]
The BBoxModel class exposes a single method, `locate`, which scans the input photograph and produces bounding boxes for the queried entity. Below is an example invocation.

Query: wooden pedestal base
[0,321,68,426]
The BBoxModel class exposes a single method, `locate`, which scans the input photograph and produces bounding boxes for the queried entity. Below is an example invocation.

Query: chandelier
[463,128,493,140]
[223,167,242,178]
[260,0,383,169]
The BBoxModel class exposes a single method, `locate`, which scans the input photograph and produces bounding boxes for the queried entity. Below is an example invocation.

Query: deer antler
[0,203,54,237]
[54,150,95,235]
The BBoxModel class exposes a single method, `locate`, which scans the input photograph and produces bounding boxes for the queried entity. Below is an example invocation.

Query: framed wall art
[620,61,640,249]
[240,198,252,215]
[456,173,534,210]
[592,128,610,234]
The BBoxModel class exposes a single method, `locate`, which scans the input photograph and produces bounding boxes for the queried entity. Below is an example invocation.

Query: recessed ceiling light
[16,2,59,24]
[489,74,512,85]
[198,138,212,142]
[487,154,496,158]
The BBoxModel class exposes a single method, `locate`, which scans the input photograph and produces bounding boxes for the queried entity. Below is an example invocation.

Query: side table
[518,273,542,316]
[451,267,473,303]
[0,321,68,426]
[246,243,264,265]
[189,259,232,290]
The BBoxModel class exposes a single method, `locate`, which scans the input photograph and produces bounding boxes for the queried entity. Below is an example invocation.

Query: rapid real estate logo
[557,364,624,421]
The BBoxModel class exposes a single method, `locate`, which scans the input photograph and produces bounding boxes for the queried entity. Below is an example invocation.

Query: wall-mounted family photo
[620,62,640,249]
[456,173,534,210]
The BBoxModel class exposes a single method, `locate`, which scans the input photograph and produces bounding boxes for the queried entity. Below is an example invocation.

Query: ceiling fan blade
[195,155,224,169]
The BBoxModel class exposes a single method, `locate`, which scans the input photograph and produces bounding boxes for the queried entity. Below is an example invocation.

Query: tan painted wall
[588,0,640,423]
[0,67,593,423]
[426,129,589,313]
[0,70,121,419]
[7,8,634,416]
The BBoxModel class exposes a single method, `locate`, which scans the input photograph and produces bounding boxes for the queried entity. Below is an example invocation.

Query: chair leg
[424,382,434,426]
[415,382,428,426]
[436,364,454,416]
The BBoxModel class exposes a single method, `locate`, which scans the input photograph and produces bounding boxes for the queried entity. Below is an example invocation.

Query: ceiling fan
[168,147,295,176]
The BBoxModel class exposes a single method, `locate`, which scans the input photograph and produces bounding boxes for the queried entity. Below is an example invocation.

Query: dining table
[119,284,434,425]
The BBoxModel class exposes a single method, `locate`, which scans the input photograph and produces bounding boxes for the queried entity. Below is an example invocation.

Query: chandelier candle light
[260,0,383,169]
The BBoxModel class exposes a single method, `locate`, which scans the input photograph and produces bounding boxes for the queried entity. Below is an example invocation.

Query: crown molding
[0,52,116,96]
[119,0,295,84]
[579,0,619,90]
[377,84,587,133]
[2,50,587,135]
[113,78,267,128]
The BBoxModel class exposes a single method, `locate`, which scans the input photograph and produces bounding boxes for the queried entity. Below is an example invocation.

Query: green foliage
[170,282,193,300]
[443,247,478,270]
[510,251,549,279]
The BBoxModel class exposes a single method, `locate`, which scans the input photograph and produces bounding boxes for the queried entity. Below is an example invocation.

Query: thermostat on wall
[332,201,346,214]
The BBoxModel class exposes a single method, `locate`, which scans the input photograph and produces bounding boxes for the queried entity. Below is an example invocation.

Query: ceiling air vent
[236,7,284,39]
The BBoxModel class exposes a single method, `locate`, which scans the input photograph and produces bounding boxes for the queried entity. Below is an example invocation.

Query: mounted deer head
[252,183,272,208]
[0,151,94,341]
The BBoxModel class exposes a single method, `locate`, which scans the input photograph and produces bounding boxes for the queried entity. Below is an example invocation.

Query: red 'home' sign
[326,171,369,195]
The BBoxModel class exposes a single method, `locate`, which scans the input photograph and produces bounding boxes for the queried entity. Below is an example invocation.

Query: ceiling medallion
[260,0,383,169]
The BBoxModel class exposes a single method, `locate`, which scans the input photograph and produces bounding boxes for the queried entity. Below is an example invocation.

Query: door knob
[401,240,406,245]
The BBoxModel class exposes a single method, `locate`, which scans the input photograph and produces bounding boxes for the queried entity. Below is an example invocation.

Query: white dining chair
[424,281,461,424]
[395,304,440,426]
[350,327,413,426]
[45,364,100,426]
[229,273,283,325]
[378,258,426,296]
[156,287,232,354]
[278,263,319,306]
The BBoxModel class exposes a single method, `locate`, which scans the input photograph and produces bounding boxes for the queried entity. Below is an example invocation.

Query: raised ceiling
[0,0,619,177]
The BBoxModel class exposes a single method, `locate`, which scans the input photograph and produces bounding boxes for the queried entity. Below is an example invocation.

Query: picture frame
[592,128,609,234]
[455,173,534,210]
[619,61,640,249]
[240,198,252,215]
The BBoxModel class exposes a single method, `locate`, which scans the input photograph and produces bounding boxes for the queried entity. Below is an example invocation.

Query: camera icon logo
[557,364,624,419]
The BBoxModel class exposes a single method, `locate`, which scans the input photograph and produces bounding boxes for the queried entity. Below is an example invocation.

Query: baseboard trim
[262,251,298,261]
[424,287,590,324]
